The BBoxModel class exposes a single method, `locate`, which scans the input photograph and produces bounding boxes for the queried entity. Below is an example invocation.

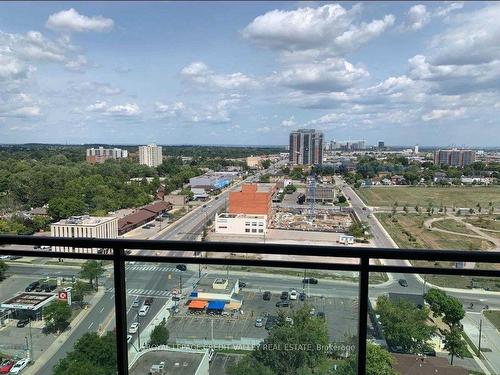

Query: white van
[138,305,150,316]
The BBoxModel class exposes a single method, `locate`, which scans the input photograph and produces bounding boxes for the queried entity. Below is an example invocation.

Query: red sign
[58,291,68,300]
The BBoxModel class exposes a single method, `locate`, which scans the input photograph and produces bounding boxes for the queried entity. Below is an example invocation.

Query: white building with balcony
[215,213,267,235]
[138,144,163,167]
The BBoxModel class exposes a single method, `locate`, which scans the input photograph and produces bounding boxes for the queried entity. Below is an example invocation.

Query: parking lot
[166,290,358,345]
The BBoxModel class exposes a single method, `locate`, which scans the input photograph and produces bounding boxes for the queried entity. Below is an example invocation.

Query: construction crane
[307,172,316,221]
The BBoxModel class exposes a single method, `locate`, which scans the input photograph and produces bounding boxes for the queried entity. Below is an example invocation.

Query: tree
[48,196,86,220]
[53,332,116,375]
[347,221,372,241]
[230,306,329,375]
[424,288,465,327]
[403,205,408,213]
[43,300,72,333]
[0,260,7,281]
[227,356,274,375]
[337,343,397,375]
[80,261,106,290]
[149,319,169,346]
[72,281,93,306]
[338,195,347,204]
[444,327,468,365]
[261,159,272,169]
[376,296,435,354]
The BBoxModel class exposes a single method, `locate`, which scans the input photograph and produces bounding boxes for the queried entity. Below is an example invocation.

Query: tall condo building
[289,129,324,165]
[138,144,163,167]
[86,147,128,164]
[434,149,476,167]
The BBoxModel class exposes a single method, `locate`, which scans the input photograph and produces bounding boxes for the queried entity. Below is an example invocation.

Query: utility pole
[478,318,483,357]
[198,264,201,278]
[179,274,183,294]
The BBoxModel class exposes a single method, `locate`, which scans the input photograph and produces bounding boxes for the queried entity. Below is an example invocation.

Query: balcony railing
[1,234,499,374]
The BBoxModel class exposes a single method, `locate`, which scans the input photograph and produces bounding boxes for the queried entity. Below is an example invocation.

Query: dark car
[172,295,180,302]
[276,300,291,308]
[316,312,326,320]
[265,316,278,330]
[263,291,271,301]
[17,318,30,328]
[299,292,307,301]
[398,279,408,287]
[176,264,187,271]
[280,291,289,300]
[144,297,154,306]
[25,281,40,292]
[302,277,318,285]
[239,281,247,288]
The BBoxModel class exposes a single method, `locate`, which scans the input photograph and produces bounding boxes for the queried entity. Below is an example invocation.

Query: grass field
[484,310,500,331]
[464,216,500,231]
[377,213,499,290]
[431,219,477,235]
[356,186,500,208]
[376,213,494,250]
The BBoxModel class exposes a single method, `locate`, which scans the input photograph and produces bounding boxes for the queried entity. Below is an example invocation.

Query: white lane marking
[88,322,94,330]
[99,307,105,313]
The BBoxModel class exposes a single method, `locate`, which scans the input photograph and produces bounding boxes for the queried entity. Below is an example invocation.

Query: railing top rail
[1,234,500,263]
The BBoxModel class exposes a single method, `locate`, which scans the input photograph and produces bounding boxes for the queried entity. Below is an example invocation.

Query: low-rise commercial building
[246,156,262,169]
[118,201,172,235]
[163,194,188,206]
[130,348,210,375]
[51,216,118,253]
[306,185,335,203]
[215,213,267,235]
[189,172,238,190]
[1,292,57,320]
[228,184,274,217]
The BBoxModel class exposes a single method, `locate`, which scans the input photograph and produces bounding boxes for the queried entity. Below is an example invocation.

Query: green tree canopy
[336,343,397,375]
[53,332,116,375]
[424,288,465,327]
[43,300,72,333]
[0,260,8,281]
[80,260,106,290]
[444,327,468,365]
[149,319,169,346]
[376,296,435,354]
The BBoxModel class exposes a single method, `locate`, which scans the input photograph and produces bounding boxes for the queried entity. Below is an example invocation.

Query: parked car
[398,279,408,287]
[17,318,30,328]
[144,297,154,306]
[9,358,29,374]
[289,290,298,300]
[25,281,40,292]
[255,317,264,327]
[239,281,247,288]
[132,297,140,308]
[280,291,289,300]
[316,312,326,320]
[34,285,44,292]
[302,277,318,285]
[263,291,271,301]
[43,284,57,292]
[128,322,139,334]
[276,301,291,308]
[172,295,180,302]
[176,264,187,271]
[0,359,14,374]
[138,305,150,316]
[265,316,278,330]
[299,292,307,301]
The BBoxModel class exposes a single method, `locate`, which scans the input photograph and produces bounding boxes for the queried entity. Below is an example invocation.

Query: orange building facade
[228,184,273,217]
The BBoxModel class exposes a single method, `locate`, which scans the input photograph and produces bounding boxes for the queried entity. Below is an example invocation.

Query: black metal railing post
[113,247,129,374]
[357,256,369,375]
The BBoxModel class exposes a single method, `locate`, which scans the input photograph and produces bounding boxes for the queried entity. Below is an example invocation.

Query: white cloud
[422,107,466,121]
[154,101,186,117]
[256,126,271,133]
[64,55,89,72]
[181,62,257,91]
[280,116,297,128]
[402,4,430,31]
[85,101,108,112]
[106,103,141,116]
[72,81,122,96]
[428,3,500,65]
[242,4,394,54]
[269,57,369,92]
[434,2,464,18]
[0,93,41,118]
[46,8,114,33]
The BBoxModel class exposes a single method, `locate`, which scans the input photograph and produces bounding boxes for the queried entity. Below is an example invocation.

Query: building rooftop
[218,213,266,219]
[194,277,237,295]
[392,354,468,375]
[53,215,115,226]
[1,292,56,310]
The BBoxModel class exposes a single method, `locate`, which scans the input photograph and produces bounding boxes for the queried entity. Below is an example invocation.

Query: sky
[0,1,499,147]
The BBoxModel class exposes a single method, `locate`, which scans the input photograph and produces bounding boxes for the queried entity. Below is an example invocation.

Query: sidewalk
[24,288,106,375]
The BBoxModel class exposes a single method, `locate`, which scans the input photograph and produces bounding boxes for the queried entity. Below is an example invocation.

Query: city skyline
[1,2,500,146]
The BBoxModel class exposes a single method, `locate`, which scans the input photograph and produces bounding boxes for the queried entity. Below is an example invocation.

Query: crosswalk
[106,287,172,298]
[125,265,181,273]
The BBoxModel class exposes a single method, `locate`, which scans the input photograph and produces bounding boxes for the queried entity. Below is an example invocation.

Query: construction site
[269,207,353,232]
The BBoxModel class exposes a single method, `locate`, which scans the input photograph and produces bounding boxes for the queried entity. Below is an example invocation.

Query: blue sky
[0,1,499,146]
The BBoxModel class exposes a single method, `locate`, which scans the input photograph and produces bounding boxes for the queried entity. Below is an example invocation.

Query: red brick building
[228,184,274,217]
